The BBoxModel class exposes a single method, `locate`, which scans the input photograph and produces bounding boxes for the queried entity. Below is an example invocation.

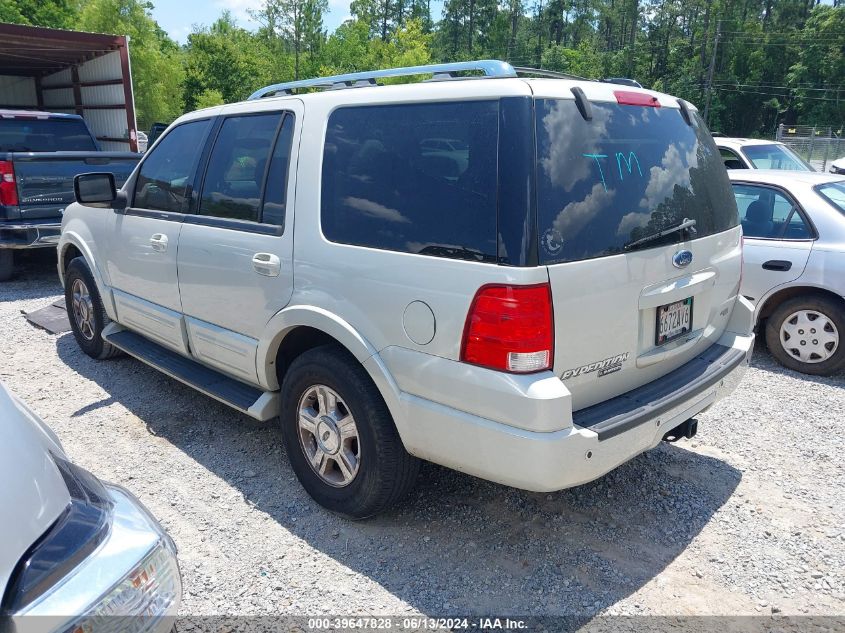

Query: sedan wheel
[765,295,845,376]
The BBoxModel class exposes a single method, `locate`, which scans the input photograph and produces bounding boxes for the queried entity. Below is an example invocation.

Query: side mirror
[74,173,118,209]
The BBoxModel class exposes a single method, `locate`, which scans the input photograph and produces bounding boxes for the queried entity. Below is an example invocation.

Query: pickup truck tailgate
[10,152,138,220]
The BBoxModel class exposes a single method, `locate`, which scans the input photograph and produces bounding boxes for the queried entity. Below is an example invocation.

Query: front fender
[58,227,115,320]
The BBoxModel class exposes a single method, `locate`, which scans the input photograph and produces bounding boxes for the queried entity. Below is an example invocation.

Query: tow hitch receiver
[662,418,698,443]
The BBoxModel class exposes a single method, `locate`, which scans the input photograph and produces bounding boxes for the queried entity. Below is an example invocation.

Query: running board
[102,324,279,421]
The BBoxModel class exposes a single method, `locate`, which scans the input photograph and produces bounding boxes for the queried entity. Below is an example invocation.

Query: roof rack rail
[248,60,517,100]
[513,66,591,82]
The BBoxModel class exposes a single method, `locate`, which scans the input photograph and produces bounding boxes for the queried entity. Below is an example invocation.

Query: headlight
[62,535,180,633]
[3,459,181,633]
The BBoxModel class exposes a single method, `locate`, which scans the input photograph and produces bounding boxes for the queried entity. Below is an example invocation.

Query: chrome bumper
[0,223,61,249]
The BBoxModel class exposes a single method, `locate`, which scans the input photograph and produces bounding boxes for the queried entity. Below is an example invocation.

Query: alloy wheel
[297,384,361,487]
[71,278,96,341]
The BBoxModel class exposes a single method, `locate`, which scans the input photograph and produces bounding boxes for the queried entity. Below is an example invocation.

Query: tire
[280,345,420,518]
[64,257,122,360]
[0,250,13,282]
[765,295,845,376]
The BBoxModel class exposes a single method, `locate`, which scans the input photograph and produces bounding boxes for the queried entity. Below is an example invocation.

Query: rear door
[176,106,299,384]
[534,95,741,410]
[732,182,813,305]
[105,118,212,354]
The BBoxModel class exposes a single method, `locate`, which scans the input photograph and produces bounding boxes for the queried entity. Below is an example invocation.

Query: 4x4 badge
[673,250,693,268]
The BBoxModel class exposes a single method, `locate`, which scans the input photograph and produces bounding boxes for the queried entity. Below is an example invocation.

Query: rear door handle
[762,259,792,272]
[149,233,168,252]
[252,252,281,277]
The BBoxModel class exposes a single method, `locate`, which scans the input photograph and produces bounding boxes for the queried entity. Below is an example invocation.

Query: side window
[720,148,745,170]
[133,120,210,213]
[199,113,283,223]
[321,101,499,261]
[733,184,811,239]
[261,114,295,227]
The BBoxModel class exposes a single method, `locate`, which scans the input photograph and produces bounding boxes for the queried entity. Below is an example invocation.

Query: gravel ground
[2,251,844,620]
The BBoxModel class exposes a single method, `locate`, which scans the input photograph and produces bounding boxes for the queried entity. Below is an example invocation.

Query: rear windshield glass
[815,181,845,215]
[321,101,499,262]
[742,144,812,171]
[535,99,738,263]
[0,117,96,152]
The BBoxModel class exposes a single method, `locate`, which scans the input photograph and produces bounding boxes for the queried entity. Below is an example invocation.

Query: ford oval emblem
[673,250,693,268]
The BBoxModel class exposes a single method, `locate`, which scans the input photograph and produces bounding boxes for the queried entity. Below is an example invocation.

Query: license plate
[656,297,693,345]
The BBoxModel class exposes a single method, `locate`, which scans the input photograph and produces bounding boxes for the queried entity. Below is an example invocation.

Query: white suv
[59,61,755,518]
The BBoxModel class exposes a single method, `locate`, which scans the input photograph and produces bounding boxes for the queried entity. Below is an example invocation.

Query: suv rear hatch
[533,88,741,410]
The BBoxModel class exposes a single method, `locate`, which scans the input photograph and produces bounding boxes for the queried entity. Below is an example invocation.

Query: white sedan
[0,382,181,630]
[716,137,814,171]
[729,169,845,375]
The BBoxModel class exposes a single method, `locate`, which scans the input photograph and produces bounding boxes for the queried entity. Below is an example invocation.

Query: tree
[182,13,281,110]
[321,17,431,74]
[252,0,328,79]
[76,0,183,129]
[0,0,79,29]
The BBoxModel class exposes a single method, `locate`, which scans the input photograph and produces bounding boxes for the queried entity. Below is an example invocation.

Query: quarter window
[199,113,284,223]
[320,101,499,262]
[133,120,210,213]
[732,184,811,239]
[719,148,745,170]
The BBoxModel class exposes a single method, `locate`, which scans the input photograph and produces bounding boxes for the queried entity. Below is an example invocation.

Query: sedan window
[815,181,845,216]
[741,144,813,171]
[732,184,812,239]
[719,148,746,170]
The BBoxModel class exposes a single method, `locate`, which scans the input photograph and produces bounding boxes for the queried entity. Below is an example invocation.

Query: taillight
[461,283,554,373]
[0,160,18,206]
[739,235,745,289]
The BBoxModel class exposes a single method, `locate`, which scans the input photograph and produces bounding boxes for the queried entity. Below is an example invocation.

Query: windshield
[815,181,845,215]
[741,144,813,171]
[535,99,738,263]
[0,117,97,152]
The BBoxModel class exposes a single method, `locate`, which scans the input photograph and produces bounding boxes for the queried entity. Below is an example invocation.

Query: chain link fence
[775,124,844,172]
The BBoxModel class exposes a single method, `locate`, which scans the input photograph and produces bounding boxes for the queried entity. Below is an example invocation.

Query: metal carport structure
[0,22,138,151]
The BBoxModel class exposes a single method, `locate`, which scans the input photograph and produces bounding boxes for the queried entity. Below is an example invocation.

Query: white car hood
[0,384,71,600]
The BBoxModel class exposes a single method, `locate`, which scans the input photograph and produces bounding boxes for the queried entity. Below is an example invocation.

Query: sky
[151,0,444,44]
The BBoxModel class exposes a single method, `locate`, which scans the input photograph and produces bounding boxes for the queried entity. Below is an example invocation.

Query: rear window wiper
[623,217,697,251]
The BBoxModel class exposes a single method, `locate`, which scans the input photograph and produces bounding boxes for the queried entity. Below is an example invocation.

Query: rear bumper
[0,222,61,249]
[381,331,753,492]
